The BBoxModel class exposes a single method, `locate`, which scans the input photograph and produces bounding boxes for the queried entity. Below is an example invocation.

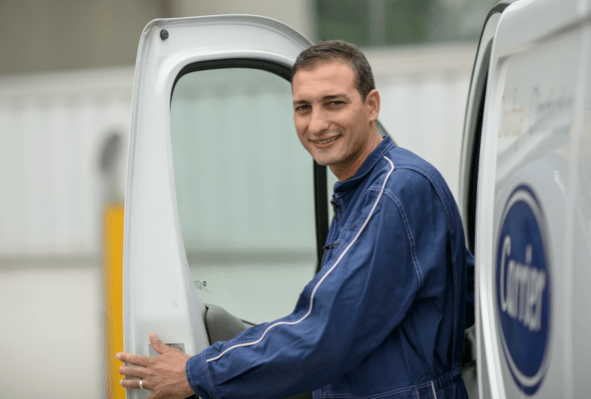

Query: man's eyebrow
[323,94,347,101]
[293,94,347,106]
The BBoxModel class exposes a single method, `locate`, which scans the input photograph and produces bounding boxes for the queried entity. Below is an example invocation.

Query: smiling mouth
[316,135,341,145]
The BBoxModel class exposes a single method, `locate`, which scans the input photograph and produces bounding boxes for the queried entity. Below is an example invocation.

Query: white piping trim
[431,381,437,399]
[206,156,395,363]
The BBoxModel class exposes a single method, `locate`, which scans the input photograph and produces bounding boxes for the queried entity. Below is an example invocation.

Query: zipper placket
[330,198,343,221]
[321,198,342,268]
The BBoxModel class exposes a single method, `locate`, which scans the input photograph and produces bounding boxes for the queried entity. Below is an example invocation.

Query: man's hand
[117,333,194,399]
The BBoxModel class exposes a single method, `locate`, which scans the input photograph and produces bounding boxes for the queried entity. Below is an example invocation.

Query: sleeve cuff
[185,350,217,399]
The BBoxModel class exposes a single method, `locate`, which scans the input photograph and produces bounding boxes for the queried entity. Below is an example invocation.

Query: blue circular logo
[495,185,551,395]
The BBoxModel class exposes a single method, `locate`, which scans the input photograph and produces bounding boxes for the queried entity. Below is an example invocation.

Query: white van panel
[474,0,591,397]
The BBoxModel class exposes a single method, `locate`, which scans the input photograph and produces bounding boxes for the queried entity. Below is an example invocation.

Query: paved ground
[0,257,104,398]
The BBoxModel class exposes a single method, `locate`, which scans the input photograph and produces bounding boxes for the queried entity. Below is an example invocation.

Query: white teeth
[318,136,340,144]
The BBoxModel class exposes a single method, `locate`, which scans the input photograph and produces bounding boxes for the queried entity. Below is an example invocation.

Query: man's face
[292,61,379,180]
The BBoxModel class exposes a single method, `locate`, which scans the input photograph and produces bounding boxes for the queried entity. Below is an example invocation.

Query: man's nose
[308,108,330,134]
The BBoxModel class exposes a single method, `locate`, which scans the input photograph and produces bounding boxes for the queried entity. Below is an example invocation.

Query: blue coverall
[186,136,473,399]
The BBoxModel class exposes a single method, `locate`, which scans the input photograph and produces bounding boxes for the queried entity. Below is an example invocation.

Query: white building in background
[0,67,134,399]
[0,44,475,259]
[0,67,133,257]
[0,47,477,252]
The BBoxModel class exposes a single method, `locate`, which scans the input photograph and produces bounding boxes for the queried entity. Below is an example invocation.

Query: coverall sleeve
[184,174,448,399]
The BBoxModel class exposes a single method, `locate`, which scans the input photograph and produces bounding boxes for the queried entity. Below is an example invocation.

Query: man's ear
[365,89,380,122]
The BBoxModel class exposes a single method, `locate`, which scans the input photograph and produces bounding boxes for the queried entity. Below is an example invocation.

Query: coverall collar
[334,135,395,195]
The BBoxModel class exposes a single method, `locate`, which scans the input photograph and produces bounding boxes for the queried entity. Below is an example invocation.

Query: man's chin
[312,156,336,167]
[311,151,347,167]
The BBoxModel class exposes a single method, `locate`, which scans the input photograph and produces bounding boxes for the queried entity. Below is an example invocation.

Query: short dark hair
[291,40,376,100]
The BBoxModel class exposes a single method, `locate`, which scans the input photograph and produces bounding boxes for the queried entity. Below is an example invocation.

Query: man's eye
[328,101,344,107]
[295,105,310,112]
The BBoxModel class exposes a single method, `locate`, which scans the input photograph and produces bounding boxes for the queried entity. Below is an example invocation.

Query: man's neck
[331,131,383,181]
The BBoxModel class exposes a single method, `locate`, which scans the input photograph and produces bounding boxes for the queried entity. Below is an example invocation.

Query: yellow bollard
[103,203,125,399]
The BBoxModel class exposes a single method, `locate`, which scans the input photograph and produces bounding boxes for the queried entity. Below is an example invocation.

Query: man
[118,40,473,399]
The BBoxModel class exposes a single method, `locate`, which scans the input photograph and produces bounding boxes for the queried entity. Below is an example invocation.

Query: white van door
[122,15,389,399]
[463,0,591,397]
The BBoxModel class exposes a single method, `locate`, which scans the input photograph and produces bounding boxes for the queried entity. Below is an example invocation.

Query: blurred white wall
[0,67,132,256]
[0,67,133,399]
[367,43,476,198]
[0,45,474,258]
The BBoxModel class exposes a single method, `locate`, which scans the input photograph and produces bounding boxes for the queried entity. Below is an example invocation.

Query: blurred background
[0,0,495,397]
